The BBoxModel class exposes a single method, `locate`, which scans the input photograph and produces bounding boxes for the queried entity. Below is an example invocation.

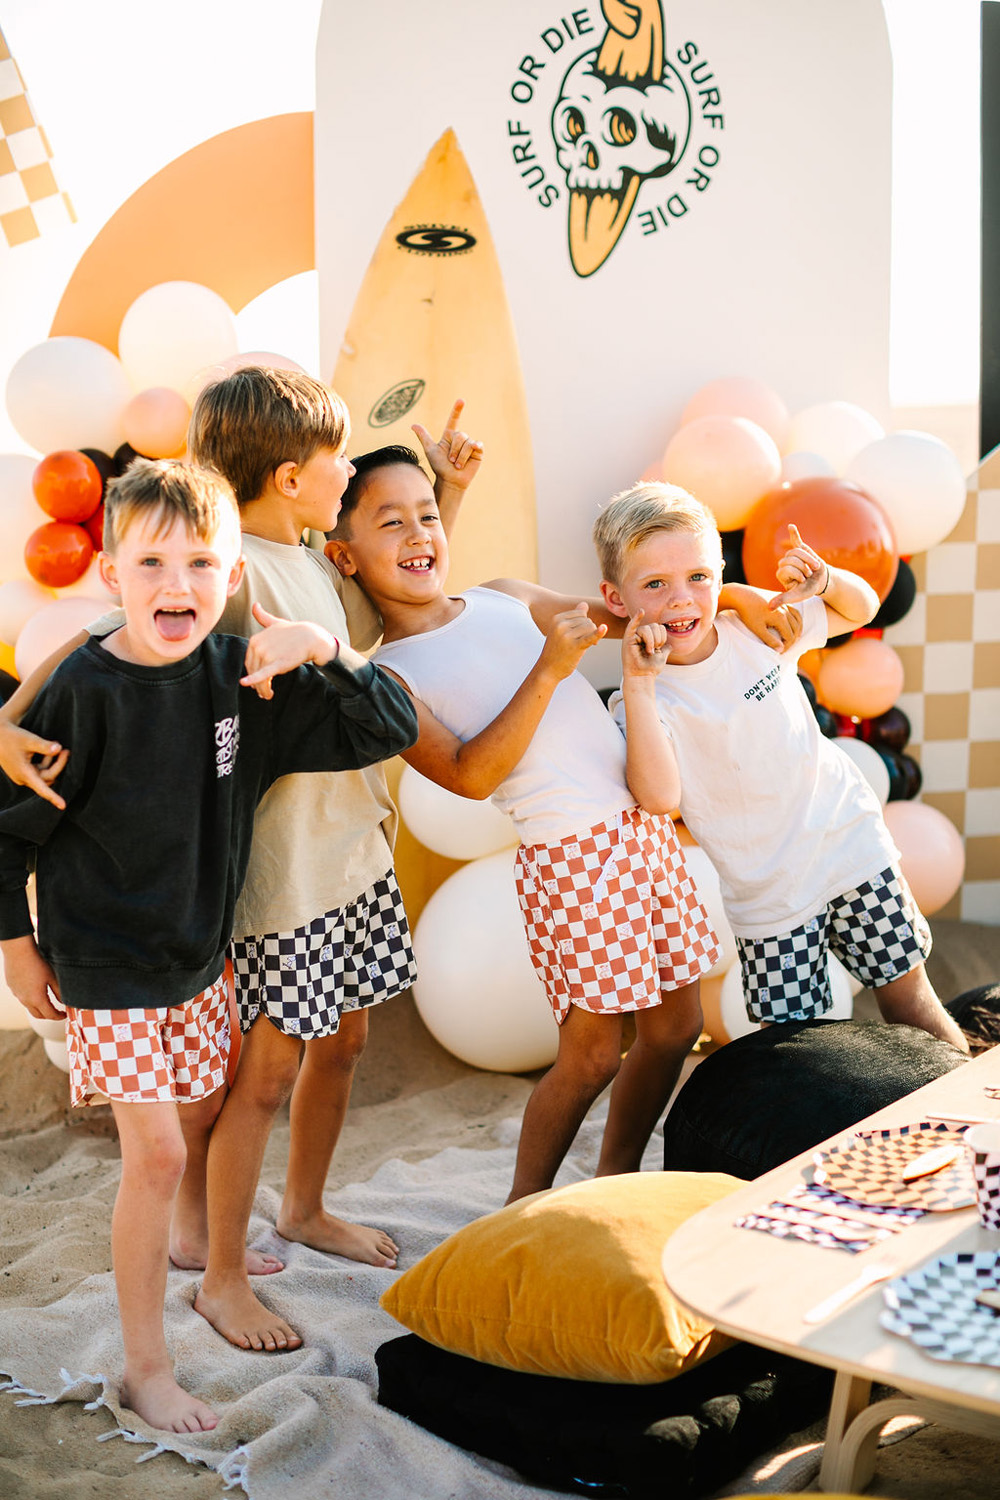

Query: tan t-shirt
[216,534,396,938]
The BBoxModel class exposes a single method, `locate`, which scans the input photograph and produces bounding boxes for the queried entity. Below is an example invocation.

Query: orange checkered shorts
[65,972,231,1108]
[515,806,720,1025]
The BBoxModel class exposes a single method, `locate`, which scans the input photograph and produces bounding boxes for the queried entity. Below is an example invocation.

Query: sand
[0,917,998,1499]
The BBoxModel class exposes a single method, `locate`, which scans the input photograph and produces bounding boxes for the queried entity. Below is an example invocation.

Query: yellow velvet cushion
[380,1170,742,1383]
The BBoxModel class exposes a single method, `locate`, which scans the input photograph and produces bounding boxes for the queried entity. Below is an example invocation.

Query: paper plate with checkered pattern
[812,1122,975,1211]
[882,1251,1000,1366]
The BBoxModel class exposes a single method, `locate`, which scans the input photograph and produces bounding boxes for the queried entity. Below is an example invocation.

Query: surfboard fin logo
[395,224,477,255]
[551,1,689,277]
[368,379,426,428]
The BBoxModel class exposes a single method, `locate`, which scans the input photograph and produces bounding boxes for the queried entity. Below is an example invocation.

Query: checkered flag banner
[0,24,75,247]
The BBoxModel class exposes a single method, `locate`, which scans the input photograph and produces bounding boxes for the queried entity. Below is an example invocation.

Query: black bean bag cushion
[662,1019,968,1180]
[376,1333,833,1499]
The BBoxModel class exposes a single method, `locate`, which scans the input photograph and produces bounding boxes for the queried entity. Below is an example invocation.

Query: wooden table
[662,1045,1000,1492]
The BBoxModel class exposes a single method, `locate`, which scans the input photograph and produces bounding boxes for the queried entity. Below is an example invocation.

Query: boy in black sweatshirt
[0,459,417,1435]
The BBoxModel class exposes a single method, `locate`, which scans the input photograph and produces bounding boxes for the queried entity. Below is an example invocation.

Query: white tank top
[374,587,634,847]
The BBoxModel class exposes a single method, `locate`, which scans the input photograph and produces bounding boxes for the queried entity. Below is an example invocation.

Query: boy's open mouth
[400,557,433,573]
[155,608,196,641]
[665,618,698,636]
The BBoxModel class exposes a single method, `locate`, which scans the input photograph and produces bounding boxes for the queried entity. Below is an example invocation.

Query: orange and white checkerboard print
[0,26,74,248]
[883,457,1000,922]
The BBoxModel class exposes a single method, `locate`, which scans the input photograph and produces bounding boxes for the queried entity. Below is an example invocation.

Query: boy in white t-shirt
[325,449,802,1200]
[595,482,967,1051]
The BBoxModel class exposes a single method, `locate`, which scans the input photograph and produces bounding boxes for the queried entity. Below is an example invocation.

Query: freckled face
[615,529,723,664]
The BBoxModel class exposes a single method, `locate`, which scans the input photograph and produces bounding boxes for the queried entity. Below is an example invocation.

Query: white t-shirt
[610,597,898,938]
[374,586,634,847]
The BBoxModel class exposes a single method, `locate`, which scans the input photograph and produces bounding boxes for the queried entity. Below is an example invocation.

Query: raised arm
[768,524,879,634]
[617,610,681,814]
[0,631,87,808]
[412,398,484,538]
[394,603,607,799]
[484,577,626,639]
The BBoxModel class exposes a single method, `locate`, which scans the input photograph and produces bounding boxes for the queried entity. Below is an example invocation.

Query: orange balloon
[85,503,105,550]
[797,647,825,685]
[31,450,102,523]
[742,477,898,602]
[122,386,191,458]
[816,636,904,719]
[883,802,965,915]
[24,521,94,588]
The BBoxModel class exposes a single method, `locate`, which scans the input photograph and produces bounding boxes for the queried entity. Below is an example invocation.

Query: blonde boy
[595,482,967,1050]
[0,460,417,1432]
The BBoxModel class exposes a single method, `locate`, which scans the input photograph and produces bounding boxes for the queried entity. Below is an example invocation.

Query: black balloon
[798,672,817,707]
[814,703,839,738]
[877,747,923,801]
[860,706,911,753]
[897,752,923,800]
[720,529,747,585]
[0,669,17,705]
[80,447,116,497]
[871,559,916,630]
[113,442,141,476]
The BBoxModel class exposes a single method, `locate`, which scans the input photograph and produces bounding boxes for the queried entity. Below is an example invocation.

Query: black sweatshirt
[0,633,418,1011]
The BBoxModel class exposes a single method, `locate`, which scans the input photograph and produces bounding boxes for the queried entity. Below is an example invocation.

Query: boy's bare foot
[275,1209,399,1268]
[121,1370,218,1434]
[169,1239,284,1276]
[194,1282,303,1352]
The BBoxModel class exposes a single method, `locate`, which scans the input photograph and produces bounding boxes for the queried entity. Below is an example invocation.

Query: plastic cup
[966,1122,1000,1230]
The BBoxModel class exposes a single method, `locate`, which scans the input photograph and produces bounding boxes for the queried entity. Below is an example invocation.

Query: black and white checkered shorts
[736,866,932,1024]
[230,871,417,1038]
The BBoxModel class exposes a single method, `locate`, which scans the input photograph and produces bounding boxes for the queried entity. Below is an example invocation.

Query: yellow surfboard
[332,129,537,595]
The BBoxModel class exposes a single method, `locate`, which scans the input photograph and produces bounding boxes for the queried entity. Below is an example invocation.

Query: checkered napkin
[734,1183,920,1255]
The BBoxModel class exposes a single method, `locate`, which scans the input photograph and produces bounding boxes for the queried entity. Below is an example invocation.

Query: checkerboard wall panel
[0,27,74,247]
[884,456,1000,923]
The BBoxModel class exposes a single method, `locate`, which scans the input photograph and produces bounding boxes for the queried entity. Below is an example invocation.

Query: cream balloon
[0,970,31,1030]
[677,842,737,978]
[0,578,56,645]
[680,376,790,450]
[845,431,967,555]
[833,736,891,806]
[398,764,518,862]
[118,281,239,396]
[6,338,131,456]
[785,401,884,473]
[412,850,558,1073]
[43,1036,71,1073]
[28,1013,67,1042]
[883,802,965,916]
[662,415,781,531]
[780,450,836,483]
[0,454,48,583]
[14,596,107,680]
[58,557,113,602]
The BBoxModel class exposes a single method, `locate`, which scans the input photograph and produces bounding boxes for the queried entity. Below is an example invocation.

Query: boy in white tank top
[326,448,798,1200]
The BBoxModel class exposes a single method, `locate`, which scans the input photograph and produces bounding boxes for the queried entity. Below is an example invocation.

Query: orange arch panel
[50,113,315,351]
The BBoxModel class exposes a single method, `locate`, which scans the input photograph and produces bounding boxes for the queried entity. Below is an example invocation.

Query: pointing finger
[787,523,803,548]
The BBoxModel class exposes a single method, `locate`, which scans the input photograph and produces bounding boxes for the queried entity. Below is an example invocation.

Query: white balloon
[119,282,239,395]
[677,842,737,977]
[0,577,55,645]
[6,338,131,455]
[398,764,518,862]
[785,401,884,473]
[0,453,46,582]
[718,951,855,1044]
[14,596,107,680]
[780,450,835,483]
[43,1036,71,1073]
[28,1013,67,1042]
[845,431,967,555]
[413,850,558,1072]
[833,735,891,806]
[0,971,31,1030]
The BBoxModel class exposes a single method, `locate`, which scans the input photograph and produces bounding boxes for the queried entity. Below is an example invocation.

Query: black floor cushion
[376,1333,833,1499]
[662,1019,968,1180]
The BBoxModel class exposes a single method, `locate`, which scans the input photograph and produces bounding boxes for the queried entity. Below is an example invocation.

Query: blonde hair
[188,367,349,507]
[593,481,721,585]
[103,458,240,553]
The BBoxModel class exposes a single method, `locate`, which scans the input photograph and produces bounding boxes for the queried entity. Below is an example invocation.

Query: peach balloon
[122,387,191,458]
[0,578,56,646]
[662,415,781,531]
[14,596,108,681]
[816,637,904,720]
[883,802,965,915]
[680,376,790,450]
[186,349,307,403]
